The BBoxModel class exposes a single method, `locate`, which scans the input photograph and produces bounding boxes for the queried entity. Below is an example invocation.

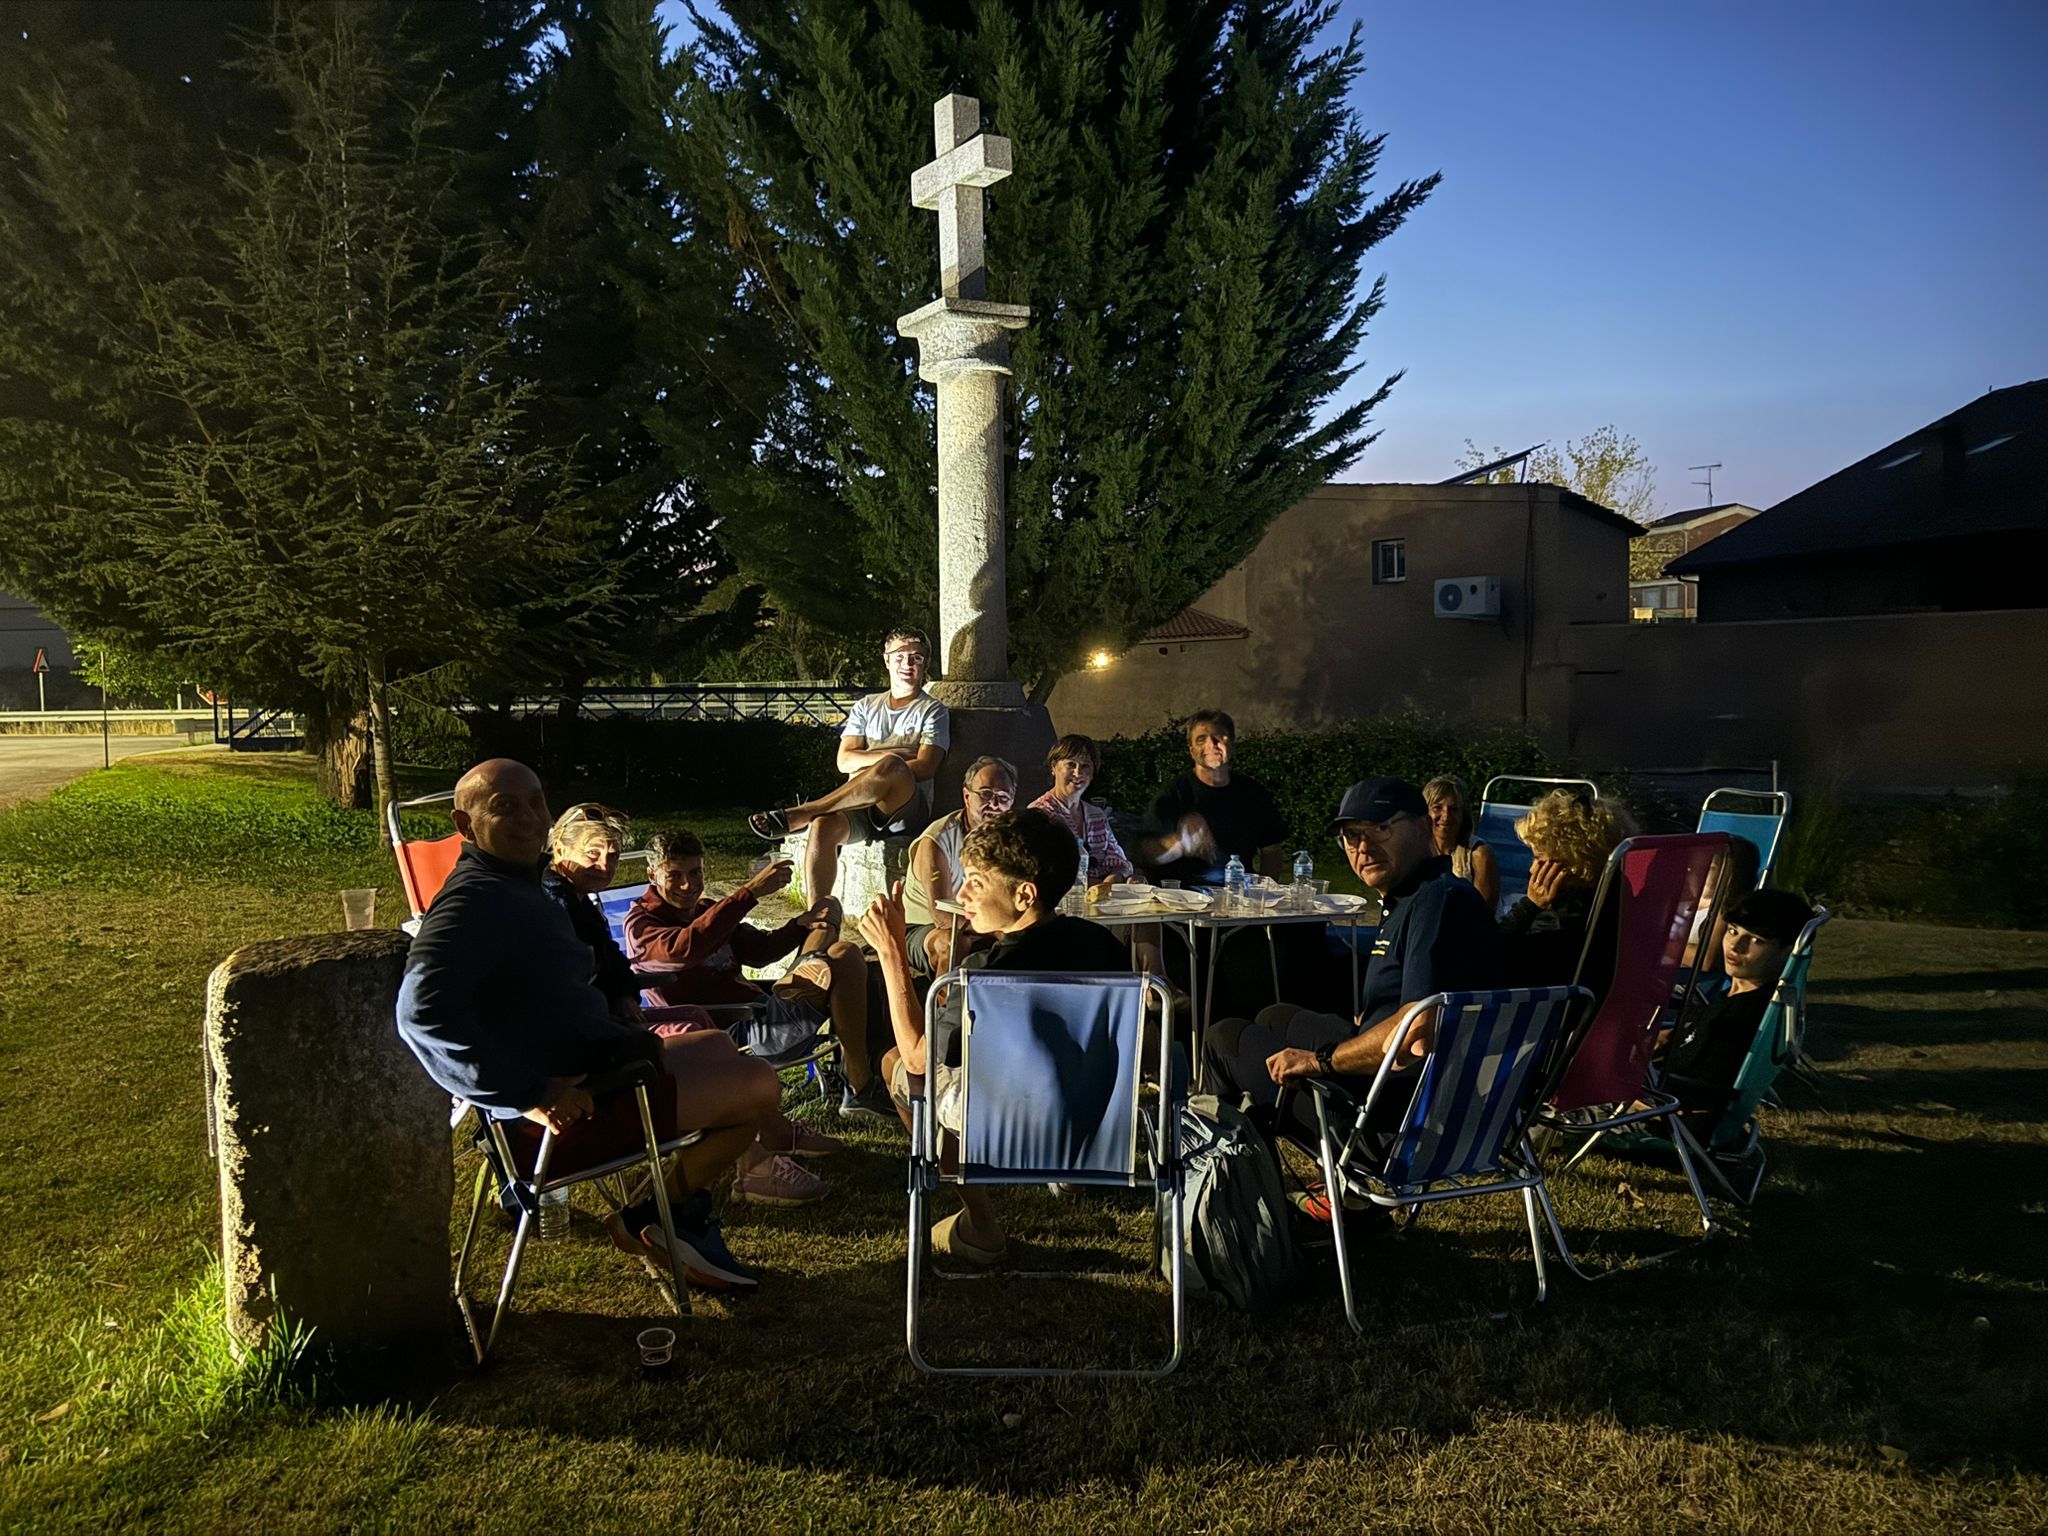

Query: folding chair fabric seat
[1696,788,1791,889]
[908,969,1185,1378]
[1307,986,1589,1324]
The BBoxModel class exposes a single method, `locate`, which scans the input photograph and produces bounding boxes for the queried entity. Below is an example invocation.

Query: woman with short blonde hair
[1500,790,1635,985]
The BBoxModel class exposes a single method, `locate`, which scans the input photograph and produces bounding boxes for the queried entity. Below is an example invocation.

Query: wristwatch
[1314,1041,1338,1077]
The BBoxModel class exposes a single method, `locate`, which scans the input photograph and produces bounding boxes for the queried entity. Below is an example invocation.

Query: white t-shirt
[903,809,968,927]
[843,690,950,811]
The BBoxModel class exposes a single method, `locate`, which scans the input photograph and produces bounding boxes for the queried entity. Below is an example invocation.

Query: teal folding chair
[907,970,1185,1378]
[1586,907,1830,1204]
[1697,788,1791,889]
[1478,775,1602,918]
[1305,985,1592,1326]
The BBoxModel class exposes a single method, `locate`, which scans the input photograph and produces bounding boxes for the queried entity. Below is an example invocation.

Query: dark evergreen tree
[646,0,1437,694]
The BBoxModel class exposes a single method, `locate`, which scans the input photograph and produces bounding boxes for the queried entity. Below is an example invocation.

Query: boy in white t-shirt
[749,626,950,906]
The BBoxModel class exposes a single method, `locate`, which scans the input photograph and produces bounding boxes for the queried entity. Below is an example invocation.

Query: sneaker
[604,1204,761,1292]
[731,1153,830,1207]
[839,1077,896,1122]
[1288,1179,1379,1224]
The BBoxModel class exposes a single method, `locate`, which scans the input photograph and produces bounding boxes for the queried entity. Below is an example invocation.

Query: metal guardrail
[482,685,863,728]
[0,709,216,725]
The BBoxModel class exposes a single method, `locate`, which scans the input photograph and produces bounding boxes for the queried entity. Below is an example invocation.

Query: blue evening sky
[657,2,2048,513]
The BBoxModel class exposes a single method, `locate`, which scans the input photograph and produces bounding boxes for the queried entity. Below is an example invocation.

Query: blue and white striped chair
[1304,986,1591,1328]
[908,969,1185,1378]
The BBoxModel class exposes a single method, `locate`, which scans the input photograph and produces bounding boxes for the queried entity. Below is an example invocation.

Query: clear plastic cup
[340,889,377,931]
[637,1326,676,1378]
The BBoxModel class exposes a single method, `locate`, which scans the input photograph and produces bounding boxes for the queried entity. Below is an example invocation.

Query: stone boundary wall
[1560,608,2048,792]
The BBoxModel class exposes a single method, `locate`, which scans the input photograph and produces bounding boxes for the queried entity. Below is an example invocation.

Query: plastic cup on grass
[341,889,377,931]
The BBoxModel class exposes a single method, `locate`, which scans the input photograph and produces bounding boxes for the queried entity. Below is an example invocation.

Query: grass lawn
[1,753,2043,1531]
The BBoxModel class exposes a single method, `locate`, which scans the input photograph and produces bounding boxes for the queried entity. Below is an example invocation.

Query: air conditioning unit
[1433,575,1501,619]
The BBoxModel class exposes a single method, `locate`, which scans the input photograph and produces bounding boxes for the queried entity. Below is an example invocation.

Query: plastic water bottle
[1292,849,1315,910]
[1223,854,1246,914]
[1063,838,1090,915]
[538,1186,569,1241]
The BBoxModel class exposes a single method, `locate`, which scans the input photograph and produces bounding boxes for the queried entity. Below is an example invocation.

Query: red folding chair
[388,789,464,922]
[1533,831,1731,1276]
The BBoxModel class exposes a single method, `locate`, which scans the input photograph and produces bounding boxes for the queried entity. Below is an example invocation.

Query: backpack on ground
[1159,1093,1303,1312]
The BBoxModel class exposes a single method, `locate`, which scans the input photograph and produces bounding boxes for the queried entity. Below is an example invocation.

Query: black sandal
[748,808,792,841]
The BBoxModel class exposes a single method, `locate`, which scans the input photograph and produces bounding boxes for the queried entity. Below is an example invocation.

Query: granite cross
[910,94,1013,302]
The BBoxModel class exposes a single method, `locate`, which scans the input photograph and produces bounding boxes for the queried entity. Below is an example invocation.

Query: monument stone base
[931,680,1057,808]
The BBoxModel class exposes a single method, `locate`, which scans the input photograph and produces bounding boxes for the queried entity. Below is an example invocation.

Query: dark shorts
[840,796,934,846]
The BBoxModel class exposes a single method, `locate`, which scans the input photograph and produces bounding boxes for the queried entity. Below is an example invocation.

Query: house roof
[1140,606,1250,643]
[1320,481,1645,537]
[1669,380,2048,574]
[1641,503,1758,532]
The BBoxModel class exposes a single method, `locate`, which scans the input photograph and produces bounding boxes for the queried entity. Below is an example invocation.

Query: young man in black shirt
[1138,709,1288,885]
[1661,887,1813,1138]
[1205,778,1501,1151]
[861,808,1127,1267]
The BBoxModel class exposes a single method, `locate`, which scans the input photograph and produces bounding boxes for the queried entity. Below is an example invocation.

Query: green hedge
[1093,710,1555,861]
[464,714,840,813]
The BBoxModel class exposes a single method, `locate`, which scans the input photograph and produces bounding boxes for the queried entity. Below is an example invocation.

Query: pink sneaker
[731,1153,829,1207]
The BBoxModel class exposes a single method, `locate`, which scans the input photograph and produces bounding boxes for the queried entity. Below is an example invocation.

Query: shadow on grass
[1806,1001,2047,1056]
[1803,1064,2048,1122]
[1809,966,2048,997]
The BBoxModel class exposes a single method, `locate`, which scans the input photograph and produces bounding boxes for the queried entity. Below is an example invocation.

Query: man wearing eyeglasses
[748,626,949,905]
[901,755,1017,976]
[1204,777,1500,1155]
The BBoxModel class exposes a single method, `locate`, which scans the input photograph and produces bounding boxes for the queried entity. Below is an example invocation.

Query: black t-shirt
[1662,985,1770,1119]
[1143,771,1289,885]
[1496,887,1592,988]
[938,913,1132,1064]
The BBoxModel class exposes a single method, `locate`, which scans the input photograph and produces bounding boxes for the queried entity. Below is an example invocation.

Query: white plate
[1315,892,1372,914]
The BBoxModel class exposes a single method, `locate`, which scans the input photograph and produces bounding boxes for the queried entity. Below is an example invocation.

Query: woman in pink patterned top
[1028,734,1139,883]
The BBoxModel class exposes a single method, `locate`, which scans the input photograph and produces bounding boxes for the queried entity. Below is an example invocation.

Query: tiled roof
[1140,607,1251,643]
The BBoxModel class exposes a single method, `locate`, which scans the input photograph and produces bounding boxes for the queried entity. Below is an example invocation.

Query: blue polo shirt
[1357,855,1502,1025]
[397,843,655,1117]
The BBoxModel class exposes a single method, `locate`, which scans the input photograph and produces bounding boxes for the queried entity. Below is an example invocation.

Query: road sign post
[31,647,48,712]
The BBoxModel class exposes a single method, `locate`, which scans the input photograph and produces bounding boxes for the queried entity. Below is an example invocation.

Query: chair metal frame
[1477,775,1603,917]
[1534,832,1732,1272]
[1697,787,1792,888]
[906,969,1185,1378]
[1306,987,1592,1327]
[1579,908,1831,1205]
[451,1060,697,1365]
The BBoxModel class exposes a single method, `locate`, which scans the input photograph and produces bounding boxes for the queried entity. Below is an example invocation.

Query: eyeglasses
[1338,814,1415,848]
[967,788,1014,806]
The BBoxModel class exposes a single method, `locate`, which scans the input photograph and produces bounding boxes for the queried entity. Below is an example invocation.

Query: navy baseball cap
[1330,777,1429,828]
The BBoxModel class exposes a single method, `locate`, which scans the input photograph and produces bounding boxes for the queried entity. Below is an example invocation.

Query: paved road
[0,735,219,810]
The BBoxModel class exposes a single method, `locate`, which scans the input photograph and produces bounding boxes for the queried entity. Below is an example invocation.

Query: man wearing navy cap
[1204,776,1501,1151]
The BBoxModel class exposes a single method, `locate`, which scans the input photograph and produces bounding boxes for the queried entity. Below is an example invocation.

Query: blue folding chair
[1477,775,1602,918]
[1304,986,1591,1326]
[1697,788,1791,889]
[907,970,1185,1378]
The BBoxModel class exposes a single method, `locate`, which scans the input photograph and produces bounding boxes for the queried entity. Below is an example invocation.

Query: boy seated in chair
[623,829,888,1141]
[860,808,1129,1268]
[1659,887,1814,1139]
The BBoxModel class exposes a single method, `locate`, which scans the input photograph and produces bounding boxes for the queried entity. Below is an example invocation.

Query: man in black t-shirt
[861,808,1127,1268]
[1138,709,1289,886]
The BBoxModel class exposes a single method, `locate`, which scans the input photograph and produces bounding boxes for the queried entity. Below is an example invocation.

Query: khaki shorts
[889,1053,963,1134]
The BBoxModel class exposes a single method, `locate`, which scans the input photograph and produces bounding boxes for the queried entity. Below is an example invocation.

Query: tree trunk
[366,655,400,847]
[1027,668,1063,707]
[307,691,375,810]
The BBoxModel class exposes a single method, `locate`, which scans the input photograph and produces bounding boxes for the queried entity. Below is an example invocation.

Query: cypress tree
[645,0,1437,694]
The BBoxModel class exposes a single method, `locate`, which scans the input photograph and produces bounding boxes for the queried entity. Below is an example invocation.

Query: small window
[1968,432,2018,456]
[1372,539,1406,584]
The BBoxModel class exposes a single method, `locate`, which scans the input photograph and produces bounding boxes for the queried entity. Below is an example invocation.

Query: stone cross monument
[897,94,1033,709]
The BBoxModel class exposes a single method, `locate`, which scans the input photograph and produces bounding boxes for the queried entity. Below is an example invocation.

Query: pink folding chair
[1531,832,1731,1278]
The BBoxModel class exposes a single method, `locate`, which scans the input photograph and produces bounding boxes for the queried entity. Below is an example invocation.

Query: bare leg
[781,756,917,831]
[658,1032,781,1195]
[805,810,849,909]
